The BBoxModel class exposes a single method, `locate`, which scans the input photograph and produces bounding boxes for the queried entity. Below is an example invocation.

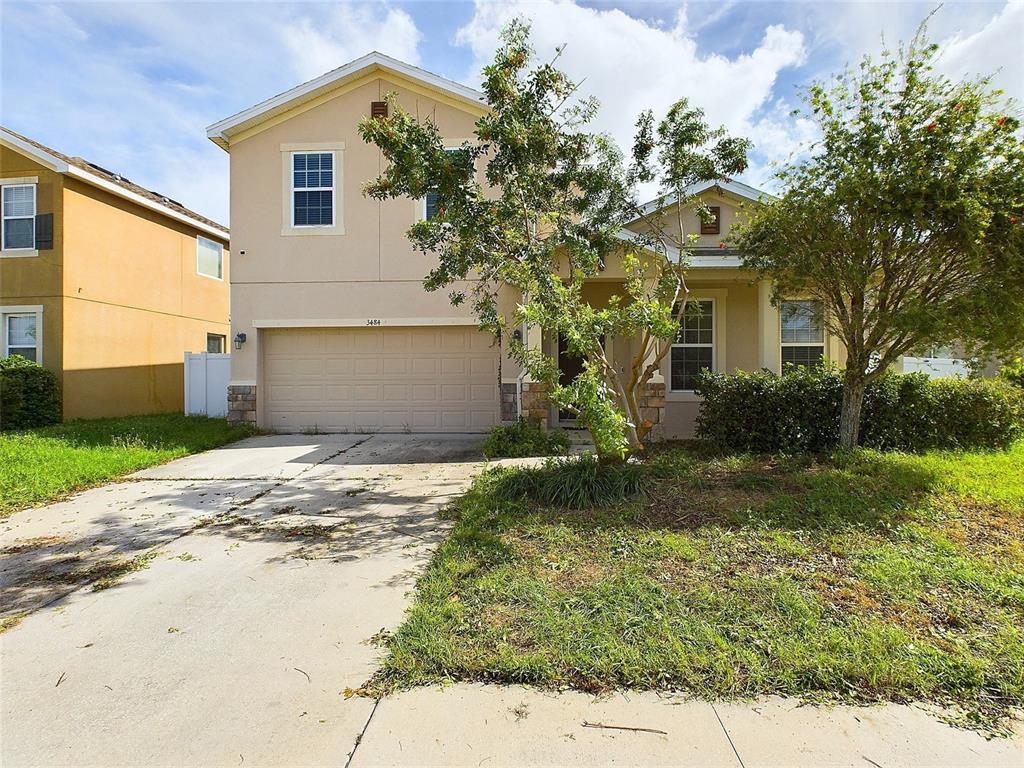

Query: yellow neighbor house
[207,53,847,439]
[0,127,230,420]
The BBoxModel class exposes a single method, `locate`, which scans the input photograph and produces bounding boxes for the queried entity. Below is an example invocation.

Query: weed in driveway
[0,613,27,633]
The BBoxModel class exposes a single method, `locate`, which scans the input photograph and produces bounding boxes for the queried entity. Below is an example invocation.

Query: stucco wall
[226,73,520,392]
[59,178,230,419]
[625,192,748,248]
[0,148,65,382]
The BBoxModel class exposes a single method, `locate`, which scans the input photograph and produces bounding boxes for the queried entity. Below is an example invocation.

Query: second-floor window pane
[3,184,36,250]
[292,152,333,227]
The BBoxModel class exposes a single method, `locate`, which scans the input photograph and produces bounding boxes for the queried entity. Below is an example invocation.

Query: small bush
[696,367,1022,453]
[482,418,571,458]
[1000,358,1024,389]
[1,356,61,430]
[488,455,646,508]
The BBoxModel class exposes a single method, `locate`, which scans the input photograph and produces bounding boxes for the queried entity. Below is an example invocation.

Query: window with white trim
[670,299,715,391]
[3,312,39,362]
[206,333,226,353]
[2,184,36,250]
[422,148,472,221]
[291,152,334,227]
[781,300,825,368]
[196,236,223,279]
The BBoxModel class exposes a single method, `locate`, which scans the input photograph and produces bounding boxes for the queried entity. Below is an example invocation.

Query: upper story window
[292,152,334,227]
[2,183,36,251]
[196,236,223,279]
[3,310,40,363]
[671,299,715,391]
[781,300,825,368]
[700,205,721,235]
[423,148,472,221]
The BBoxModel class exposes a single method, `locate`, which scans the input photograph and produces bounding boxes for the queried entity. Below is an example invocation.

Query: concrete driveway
[3,433,1021,767]
[0,433,487,767]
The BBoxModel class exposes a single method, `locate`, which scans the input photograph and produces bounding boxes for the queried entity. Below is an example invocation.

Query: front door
[557,334,586,422]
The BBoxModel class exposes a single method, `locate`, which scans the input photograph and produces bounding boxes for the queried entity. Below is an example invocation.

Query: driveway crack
[711,703,746,768]
[344,696,381,768]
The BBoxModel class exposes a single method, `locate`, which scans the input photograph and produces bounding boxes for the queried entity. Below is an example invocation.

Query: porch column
[522,323,544,382]
[758,279,781,373]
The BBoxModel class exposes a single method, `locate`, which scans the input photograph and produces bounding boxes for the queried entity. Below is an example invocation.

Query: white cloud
[455,1,807,196]
[0,2,424,225]
[283,4,422,81]
[938,1,1024,104]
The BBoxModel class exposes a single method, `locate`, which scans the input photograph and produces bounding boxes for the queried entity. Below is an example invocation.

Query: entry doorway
[557,333,607,424]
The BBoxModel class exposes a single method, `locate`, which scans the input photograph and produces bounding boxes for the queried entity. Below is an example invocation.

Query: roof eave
[1,129,228,240]
[206,52,486,151]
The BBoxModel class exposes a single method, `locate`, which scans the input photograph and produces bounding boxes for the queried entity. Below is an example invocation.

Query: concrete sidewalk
[349,684,1023,768]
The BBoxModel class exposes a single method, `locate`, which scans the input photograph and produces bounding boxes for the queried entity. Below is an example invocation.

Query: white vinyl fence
[901,356,971,379]
[184,352,231,417]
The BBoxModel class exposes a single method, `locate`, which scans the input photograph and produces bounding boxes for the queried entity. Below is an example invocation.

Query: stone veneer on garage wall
[227,385,257,425]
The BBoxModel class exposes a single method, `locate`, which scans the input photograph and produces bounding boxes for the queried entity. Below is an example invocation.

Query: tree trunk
[838,371,866,450]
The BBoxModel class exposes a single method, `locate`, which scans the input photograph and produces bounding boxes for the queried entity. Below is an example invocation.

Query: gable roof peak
[206,52,485,151]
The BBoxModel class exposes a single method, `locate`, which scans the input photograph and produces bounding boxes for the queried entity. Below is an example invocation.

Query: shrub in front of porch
[696,367,1023,453]
[482,418,571,459]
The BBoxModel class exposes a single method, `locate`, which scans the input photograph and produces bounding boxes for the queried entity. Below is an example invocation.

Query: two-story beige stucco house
[208,53,845,438]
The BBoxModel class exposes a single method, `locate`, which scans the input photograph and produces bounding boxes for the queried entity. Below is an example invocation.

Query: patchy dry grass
[0,414,257,517]
[373,441,1024,733]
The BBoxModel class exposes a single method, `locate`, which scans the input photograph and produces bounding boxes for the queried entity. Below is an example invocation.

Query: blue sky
[2,1,1020,225]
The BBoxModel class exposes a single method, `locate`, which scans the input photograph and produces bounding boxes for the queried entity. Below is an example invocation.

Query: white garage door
[262,326,500,433]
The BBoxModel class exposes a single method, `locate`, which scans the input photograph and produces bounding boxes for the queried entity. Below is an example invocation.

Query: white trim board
[253,317,481,329]
[0,129,228,240]
[207,52,485,149]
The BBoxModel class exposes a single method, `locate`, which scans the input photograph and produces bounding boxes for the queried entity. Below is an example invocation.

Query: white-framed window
[781,299,825,368]
[2,306,42,363]
[291,151,334,227]
[2,183,36,251]
[420,148,472,222]
[196,236,223,279]
[206,333,226,354]
[670,299,715,391]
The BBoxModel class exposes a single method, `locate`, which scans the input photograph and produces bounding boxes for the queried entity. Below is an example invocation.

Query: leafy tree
[733,25,1024,449]
[359,21,748,460]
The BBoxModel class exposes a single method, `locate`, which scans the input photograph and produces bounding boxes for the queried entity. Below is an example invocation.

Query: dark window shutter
[700,206,721,235]
[371,101,388,118]
[35,213,53,250]
[424,191,439,220]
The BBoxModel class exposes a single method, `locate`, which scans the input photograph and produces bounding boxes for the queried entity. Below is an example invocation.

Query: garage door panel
[382,358,409,375]
[352,384,380,402]
[382,384,410,402]
[323,384,353,401]
[353,358,381,375]
[411,358,438,375]
[324,358,355,376]
[262,327,500,433]
[412,411,441,428]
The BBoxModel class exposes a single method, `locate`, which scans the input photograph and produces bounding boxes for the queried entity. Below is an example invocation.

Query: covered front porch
[516,265,845,440]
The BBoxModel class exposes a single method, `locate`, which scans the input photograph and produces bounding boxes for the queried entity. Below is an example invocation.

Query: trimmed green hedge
[696,367,1023,453]
[1,356,62,430]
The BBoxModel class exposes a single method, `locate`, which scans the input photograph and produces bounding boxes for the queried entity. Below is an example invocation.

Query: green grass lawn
[0,414,256,517]
[373,441,1024,732]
